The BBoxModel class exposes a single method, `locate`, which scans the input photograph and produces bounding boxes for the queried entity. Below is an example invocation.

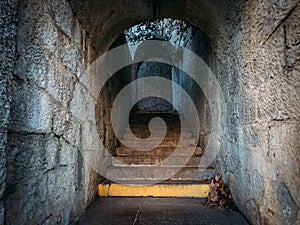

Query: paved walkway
[77,198,249,225]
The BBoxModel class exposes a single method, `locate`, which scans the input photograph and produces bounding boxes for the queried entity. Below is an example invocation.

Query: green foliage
[125,18,191,46]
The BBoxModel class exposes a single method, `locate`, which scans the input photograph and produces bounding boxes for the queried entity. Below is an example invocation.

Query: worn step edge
[111,156,203,167]
[106,167,215,181]
[123,133,193,138]
[126,128,190,131]
[98,183,210,198]
[113,146,203,157]
[121,141,195,148]
[121,137,194,141]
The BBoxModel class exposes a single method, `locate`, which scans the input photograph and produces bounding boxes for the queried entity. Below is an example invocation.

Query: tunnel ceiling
[68,0,239,54]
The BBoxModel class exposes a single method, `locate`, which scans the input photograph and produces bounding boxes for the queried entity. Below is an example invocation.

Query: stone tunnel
[0,0,299,224]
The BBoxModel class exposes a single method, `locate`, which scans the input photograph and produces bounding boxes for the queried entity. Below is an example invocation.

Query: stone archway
[1,0,299,224]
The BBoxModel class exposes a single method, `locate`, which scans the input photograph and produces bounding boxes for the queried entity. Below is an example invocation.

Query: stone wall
[1,0,299,224]
[0,1,18,225]
[5,0,100,224]
[215,1,300,224]
[137,62,173,111]
[172,28,213,150]
[96,33,133,157]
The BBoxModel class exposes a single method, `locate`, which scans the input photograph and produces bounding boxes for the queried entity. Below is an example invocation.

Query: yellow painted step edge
[98,183,210,198]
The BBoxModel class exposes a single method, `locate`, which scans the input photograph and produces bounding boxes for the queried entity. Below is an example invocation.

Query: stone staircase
[99,111,215,197]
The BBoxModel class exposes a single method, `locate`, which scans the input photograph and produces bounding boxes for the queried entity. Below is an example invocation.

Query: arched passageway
[1,0,299,224]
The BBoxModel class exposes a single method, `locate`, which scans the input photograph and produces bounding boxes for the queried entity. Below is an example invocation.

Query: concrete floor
[77,198,249,225]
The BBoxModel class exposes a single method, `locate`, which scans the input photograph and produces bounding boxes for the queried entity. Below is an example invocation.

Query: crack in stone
[132,205,141,225]
[281,182,298,209]
[263,2,299,46]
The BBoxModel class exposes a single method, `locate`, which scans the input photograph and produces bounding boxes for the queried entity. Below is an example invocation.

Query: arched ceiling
[68,0,240,55]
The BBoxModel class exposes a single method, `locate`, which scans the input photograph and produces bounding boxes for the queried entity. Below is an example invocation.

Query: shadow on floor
[76,198,249,225]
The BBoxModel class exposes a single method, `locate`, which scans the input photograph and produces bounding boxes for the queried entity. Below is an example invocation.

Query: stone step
[121,136,194,142]
[111,156,203,167]
[126,124,185,132]
[120,138,195,148]
[129,123,181,127]
[129,112,179,119]
[129,116,180,121]
[123,131,193,139]
[98,182,210,198]
[123,130,189,135]
[105,166,215,181]
[129,119,181,127]
[115,146,203,157]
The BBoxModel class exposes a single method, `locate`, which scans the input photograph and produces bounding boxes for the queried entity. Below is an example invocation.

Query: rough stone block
[18,5,57,53]
[269,76,300,120]
[16,0,57,88]
[287,67,300,90]
[242,198,262,225]
[269,123,300,206]
[0,201,3,225]
[81,120,102,170]
[60,40,80,75]
[69,152,88,223]
[0,78,10,133]
[49,0,74,39]
[226,142,239,171]
[63,118,82,149]
[70,83,96,122]
[9,81,52,133]
[260,27,285,78]
[52,108,82,149]
[47,60,77,108]
[15,53,48,89]
[240,124,269,150]
[237,88,257,124]
[59,138,77,166]
[5,176,47,225]
[249,169,265,200]
[6,134,48,183]
[52,109,71,136]
[0,132,6,198]
[46,166,75,224]
[45,136,59,170]
[256,82,272,122]
[241,0,299,48]
[275,181,298,224]
[285,5,300,67]
[73,20,83,52]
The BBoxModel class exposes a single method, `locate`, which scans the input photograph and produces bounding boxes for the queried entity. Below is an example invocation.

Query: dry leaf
[203,174,236,211]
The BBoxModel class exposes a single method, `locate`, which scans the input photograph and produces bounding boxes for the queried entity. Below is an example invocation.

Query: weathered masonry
[0,0,299,225]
